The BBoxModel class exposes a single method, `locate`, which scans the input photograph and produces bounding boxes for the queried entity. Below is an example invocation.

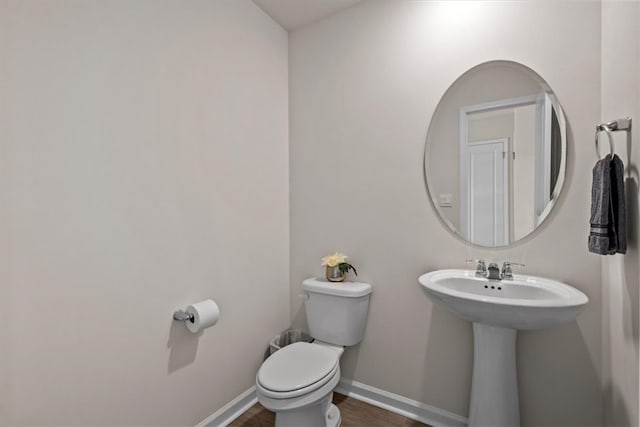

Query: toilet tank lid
[302,277,372,297]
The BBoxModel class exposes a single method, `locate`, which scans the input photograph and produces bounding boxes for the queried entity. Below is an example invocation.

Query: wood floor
[229,393,430,427]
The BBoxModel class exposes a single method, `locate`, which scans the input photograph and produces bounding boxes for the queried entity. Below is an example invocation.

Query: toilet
[255,277,372,427]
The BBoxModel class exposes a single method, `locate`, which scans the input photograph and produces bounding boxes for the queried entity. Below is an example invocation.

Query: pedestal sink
[418,269,588,427]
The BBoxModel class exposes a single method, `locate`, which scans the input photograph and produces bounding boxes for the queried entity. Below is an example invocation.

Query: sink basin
[418,269,588,427]
[418,269,588,329]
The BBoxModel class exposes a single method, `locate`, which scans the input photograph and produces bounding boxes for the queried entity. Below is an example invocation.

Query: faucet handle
[465,259,487,276]
[501,261,525,279]
[503,261,525,268]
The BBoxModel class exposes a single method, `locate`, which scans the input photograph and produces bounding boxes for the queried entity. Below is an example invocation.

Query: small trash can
[269,329,313,355]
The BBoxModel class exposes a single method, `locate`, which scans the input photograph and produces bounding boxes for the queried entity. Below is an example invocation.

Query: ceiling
[252,0,361,31]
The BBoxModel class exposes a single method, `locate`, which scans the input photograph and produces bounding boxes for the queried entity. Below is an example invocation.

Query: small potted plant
[321,252,357,282]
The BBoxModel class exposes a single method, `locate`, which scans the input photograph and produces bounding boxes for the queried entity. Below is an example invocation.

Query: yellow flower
[321,252,348,267]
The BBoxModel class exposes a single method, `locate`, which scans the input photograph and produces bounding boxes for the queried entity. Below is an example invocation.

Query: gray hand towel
[611,154,626,254]
[588,154,627,255]
[589,155,613,254]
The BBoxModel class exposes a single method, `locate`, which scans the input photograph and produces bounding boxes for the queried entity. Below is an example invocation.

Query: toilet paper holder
[172,299,220,333]
[173,309,194,323]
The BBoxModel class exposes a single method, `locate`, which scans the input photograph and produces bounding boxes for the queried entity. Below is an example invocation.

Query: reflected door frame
[459,94,545,246]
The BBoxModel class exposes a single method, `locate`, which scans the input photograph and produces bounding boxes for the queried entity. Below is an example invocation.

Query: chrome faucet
[467,259,525,281]
[487,263,501,280]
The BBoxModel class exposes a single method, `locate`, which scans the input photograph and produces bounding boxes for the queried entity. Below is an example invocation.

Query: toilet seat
[257,342,339,399]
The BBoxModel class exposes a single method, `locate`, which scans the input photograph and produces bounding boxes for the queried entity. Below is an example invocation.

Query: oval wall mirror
[424,60,567,248]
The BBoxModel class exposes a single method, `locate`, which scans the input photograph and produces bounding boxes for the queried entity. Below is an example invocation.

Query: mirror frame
[423,60,567,248]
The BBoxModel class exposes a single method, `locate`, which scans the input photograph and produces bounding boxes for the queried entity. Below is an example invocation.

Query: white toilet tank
[301,278,372,347]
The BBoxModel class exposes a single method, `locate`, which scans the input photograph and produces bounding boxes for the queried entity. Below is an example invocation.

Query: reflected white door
[463,139,509,246]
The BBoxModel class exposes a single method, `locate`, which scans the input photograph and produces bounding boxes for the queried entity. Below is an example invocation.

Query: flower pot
[326,265,345,282]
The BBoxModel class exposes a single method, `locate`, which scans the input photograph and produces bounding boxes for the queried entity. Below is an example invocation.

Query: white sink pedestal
[418,269,589,427]
[469,323,519,427]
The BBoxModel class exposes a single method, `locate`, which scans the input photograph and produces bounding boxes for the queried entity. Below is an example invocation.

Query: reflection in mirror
[425,61,566,248]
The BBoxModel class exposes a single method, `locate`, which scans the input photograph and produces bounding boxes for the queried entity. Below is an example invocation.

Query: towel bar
[597,117,632,133]
[595,117,632,159]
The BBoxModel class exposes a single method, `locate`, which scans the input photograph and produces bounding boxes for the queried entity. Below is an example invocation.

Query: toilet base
[273,394,340,427]
[327,403,341,427]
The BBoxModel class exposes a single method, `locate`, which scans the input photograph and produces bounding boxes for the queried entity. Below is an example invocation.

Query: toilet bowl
[256,342,342,427]
[255,278,372,427]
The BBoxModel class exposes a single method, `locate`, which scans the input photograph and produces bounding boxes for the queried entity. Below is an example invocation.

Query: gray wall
[601,1,640,426]
[289,1,603,425]
[0,1,289,425]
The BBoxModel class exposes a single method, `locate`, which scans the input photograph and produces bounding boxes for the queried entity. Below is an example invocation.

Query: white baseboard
[195,385,258,427]
[196,380,468,427]
[335,379,468,427]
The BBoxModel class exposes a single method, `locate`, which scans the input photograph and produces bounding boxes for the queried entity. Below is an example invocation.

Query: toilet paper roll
[185,299,220,333]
